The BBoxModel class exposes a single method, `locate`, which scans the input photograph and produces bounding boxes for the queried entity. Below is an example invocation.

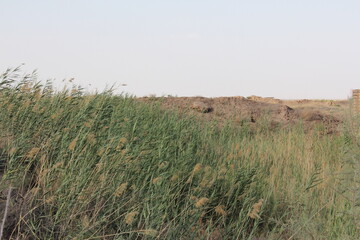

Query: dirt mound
[247,95,283,104]
[138,96,345,133]
[278,105,295,121]
[191,101,213,113]
[298,110,340,124]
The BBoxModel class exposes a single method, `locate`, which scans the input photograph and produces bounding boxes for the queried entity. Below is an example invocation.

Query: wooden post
[353,89,360,115]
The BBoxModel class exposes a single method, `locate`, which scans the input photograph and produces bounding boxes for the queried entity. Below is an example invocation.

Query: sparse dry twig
[0,186,12,240]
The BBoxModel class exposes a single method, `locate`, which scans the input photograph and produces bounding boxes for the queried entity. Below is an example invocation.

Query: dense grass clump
[0,68,358,239]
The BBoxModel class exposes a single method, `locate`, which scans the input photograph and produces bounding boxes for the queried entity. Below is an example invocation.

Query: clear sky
[1,0,359,99]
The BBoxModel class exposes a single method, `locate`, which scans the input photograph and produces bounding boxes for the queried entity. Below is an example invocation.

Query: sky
[1,0,359,99]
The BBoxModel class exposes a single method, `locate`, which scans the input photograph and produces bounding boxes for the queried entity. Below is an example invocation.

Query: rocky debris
[191,101,213,113]
[278,105,294,121]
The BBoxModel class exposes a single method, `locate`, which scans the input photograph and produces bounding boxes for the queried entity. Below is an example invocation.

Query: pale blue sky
[1,0,359,99]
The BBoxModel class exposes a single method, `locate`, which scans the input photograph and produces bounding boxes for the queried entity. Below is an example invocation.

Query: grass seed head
[215,205,227,216]
[119,137,127,144]
[23,100,31,108]
[170,174,179,182]
[152,177,162,184]
[95,162,103,172]
[68,137,78,151]
[99,173,106,185]
[195,197,209,208]
[45,196,56,204]
[34,90,42,100]
[97,147,105,156]
[51,113,60,119]
[159,161,168,169]
[125,211,139,225]
[7,103,14,111]
[81,215,90,229]
[248,199,264,219]
[27,147,40,158]
[114,182,128,197]
[52,161,64,169]
[192,163,202,175]
[9,147,16,155]
[86,133,96,145]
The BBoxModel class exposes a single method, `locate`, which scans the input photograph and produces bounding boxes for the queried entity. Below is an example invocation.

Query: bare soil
[138,95,349,133]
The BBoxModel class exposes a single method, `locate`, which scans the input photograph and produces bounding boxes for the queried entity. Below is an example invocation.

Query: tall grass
[0,68,358,239]
[338,107,360,236]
